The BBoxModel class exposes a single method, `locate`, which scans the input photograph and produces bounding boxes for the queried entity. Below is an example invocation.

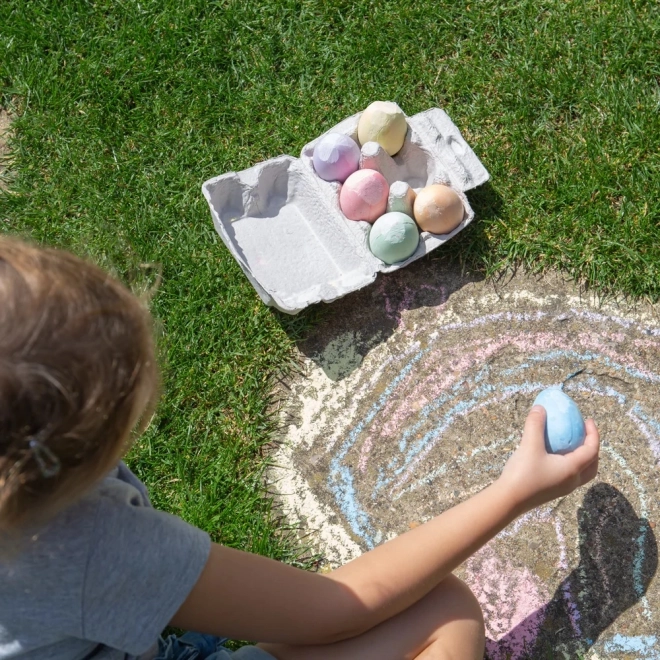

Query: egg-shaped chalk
[358,101,408,156]
[413,184,465,235]
[369,212,419,265]
[313,133,361,183]
[533,387,586,455]
[388,181,416,217]
[340,169,389,223]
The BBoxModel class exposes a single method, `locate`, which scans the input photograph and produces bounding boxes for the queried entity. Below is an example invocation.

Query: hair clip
[28,436,61,478]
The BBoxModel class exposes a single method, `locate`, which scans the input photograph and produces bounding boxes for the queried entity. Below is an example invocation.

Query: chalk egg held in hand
[413,184,465,235]
[369,212,420,265]
[357,101,408,156]
[313,133,361,182]
[533,387,586,455]
[340,169,389,222]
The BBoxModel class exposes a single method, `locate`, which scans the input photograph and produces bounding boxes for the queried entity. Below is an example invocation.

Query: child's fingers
[578,421,600,483]
[562,419,600,472]
[579,456,600,485]
[575,419,600,461]
[521,405,547,453]
[584,418,600,449]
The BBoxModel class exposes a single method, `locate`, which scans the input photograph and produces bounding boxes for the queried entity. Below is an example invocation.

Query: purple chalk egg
[313,133,361,183]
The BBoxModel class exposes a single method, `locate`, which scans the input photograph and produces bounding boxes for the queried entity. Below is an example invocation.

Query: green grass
[0,0,658,590]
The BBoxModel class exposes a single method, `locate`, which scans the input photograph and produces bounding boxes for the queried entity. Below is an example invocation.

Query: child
[0,236,600,660]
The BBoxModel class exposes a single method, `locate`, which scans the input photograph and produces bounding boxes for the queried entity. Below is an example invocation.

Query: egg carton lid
[202,106,489,314]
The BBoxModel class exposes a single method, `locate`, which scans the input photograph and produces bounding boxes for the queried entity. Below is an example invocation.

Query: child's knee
[426,576,485,659]
[459,579,485,636]
[440,575,484,627]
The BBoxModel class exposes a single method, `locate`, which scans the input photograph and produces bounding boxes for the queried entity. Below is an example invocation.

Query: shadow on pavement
[274,182,504,381]
[489,483,658,659]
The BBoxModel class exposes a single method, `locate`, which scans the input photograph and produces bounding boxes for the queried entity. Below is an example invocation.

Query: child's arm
[170,406,599,645]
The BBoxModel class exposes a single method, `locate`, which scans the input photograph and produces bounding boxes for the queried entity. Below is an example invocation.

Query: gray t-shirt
[0,462,211,659]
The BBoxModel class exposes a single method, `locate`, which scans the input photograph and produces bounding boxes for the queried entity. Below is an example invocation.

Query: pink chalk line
[465,544,549,659]
[355,323,660,475]
[392,383,541,494]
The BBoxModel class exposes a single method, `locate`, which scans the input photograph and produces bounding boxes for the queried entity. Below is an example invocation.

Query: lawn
[1,0,658,589]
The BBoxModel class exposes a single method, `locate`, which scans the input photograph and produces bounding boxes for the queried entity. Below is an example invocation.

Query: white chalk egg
[533,387,586,455]
[357,101,408,156]
[369,212,419,265]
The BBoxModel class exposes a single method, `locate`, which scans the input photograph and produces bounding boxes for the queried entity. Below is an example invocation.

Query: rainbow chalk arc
[274,274,660,659]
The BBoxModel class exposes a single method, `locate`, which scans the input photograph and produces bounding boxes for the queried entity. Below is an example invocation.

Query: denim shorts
[155,632,276,660]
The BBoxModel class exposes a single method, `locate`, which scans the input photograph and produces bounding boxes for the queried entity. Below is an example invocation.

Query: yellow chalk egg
[357,101,408,156]
[413,184,465,235]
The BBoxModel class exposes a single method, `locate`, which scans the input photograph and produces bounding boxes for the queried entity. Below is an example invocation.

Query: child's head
[0,236,159,530]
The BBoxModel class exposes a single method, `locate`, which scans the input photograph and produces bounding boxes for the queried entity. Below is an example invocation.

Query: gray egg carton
[202,107,489,314]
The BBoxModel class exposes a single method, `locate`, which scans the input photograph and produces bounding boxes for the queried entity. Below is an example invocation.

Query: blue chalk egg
[533,387,586,455]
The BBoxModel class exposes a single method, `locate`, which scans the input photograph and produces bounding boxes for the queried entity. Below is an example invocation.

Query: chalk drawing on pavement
[272,274,660,658]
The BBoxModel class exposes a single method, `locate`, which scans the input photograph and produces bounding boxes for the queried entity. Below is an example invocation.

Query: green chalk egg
[369,212,419,265]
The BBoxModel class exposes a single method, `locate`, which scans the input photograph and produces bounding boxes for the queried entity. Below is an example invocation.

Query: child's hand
[498,405,600,514]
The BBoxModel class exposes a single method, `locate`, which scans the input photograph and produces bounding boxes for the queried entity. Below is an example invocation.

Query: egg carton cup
[202,107,489,314]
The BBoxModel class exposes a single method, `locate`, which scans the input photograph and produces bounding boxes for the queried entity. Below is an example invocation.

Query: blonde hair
[0,236,159,529]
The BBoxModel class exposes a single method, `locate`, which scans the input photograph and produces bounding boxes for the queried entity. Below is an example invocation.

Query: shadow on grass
[488,483,658,659]
[275,182,503,382]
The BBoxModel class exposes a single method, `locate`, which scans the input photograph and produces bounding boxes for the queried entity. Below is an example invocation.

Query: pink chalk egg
[339,169,389,223]
[313,133,361,182]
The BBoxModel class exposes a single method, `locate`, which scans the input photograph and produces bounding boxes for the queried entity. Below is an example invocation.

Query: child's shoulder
[1,463,148,566]
[0,462,211,657]
[2,461,205,575]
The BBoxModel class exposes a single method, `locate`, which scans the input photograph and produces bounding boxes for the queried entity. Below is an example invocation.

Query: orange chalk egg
[413,184,465,235]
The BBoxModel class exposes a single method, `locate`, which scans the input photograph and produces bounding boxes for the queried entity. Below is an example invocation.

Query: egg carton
[202,107,489,314]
